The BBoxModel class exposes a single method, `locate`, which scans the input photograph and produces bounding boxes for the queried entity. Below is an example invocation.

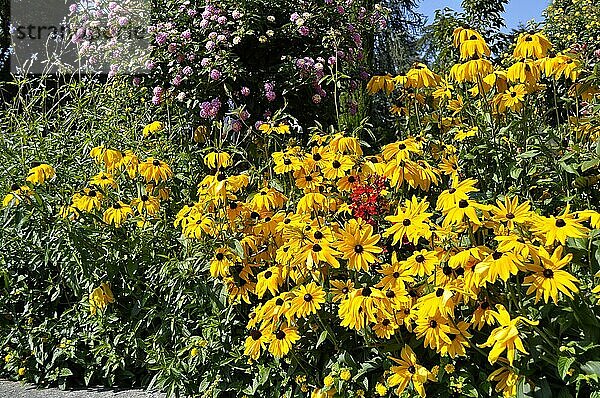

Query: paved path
[0,381,166,398]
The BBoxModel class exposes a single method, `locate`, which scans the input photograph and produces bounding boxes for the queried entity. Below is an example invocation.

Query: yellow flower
[444,364,455,374]
[513,32,552,59]
[204,151,232,170]
[103,201,134,227]
[139,158,173,183]
[4,354,12,363]
[290,282,326,318]
[190,347,199,357]
[478,304,538,366]
[323,374,334,387]
[90,146,123,171]
[26,163,55,185]
[89,282,114,315]
[375,382,388,396]
[90,172,118,189]
[336,220,382,272]
[367,74,395,95]
[72,188,103,212]
[524,246,579,304]
[532,204,589,245]
[143,121,164,137]
[488,364,519,398]
[340,369,351,381]
[387,345,429,398]
[131,194,160,215]
[18,367,26,376]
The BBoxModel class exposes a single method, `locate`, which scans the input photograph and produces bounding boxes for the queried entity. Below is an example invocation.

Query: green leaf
[581,361,600,377]
[517,150,541,159]
[59,368,73,377]
[316,330,327,348]
[558,357,575,380]
[581,159,600,173]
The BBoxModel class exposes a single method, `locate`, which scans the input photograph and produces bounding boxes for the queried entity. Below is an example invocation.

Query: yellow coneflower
[139,158,173,183]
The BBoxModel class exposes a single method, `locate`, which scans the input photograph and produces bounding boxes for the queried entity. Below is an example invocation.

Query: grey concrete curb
[0,381,166,398]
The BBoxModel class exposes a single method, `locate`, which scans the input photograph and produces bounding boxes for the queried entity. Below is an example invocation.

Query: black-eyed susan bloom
[131,194,160,215]
[336,220,382,272]
[139,158,173,183]
[290,282,326,318]
[90,172,118,189]
[268,325,300,357]
[490,195,531,228]
[384,196,432,245]
[244,327,271,360]
[142,121,164,137]
[209,247,238,278]
[204,151,232,170]
[2,184,31,207]
[478,304,538,366]
[72,188,103,212]
[366,74,395,95]
[513,32,552,59]
[89,282,114,315]
[26,163,55,185]
[532,204,589,245]
[90,146,123,171]
[102,201,133,227]
[524,246,579,304]
[488,363,519,398]
[387,345,429,398]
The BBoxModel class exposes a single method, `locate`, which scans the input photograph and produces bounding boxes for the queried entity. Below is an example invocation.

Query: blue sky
[418,0,550,31]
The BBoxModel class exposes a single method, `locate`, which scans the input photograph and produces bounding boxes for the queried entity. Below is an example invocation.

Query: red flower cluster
[349,176,389,224]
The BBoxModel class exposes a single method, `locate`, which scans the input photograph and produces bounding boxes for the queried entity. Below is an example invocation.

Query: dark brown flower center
[332,160,341,169]
[506,212,515,219]
[415,254,425,263]
[458,199,469,208]
[348,176,356,183]
[314,231,323,239]
[304,293,313,302]
[88,190,97,197]
[354,245,364,253]
[313,153,322,161]
[402,218,412,226]
[141,194,149,201]
[436,288,444,297]
[216,253,224,261]
[408,365,416,374]
[264,271,273,279]
[555,219,566,228]
[275,330,286,340]
[429,320,438,328]
[152,160,160,166]
[443,266,453,276]
[341,287,349,294]
[543,268,554,278]
[312,243,323,252]
[492,251,503,260]
[250,330,262,341]
[382,319,391,326]
[283,159,292,165]
[362,286,372,297]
